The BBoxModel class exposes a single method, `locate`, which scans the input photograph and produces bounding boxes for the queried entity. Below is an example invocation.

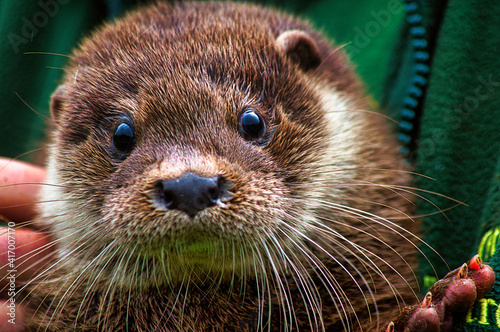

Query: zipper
[398,0,431,160]
[398,0,449,162]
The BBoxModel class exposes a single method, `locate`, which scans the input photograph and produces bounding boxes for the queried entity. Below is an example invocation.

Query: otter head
[41,3,367,290]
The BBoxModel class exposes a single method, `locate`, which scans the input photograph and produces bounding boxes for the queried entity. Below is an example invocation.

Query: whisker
[265,236,297,331]
[0,183,68,190]
[45,66,65,71]
[389,202,463,220]
[2,223,99,291]
[94,243,127,329]
[328,108,400,125]
[250,243,268,331]
[16,224,108,328]
[303,196,441,278]
[0,198,83,219]
[260,236,299,331]
[14,92,48,121]
[275,218,363,331]
[0,149,47,168]
[283,166,436,183]
[119,244,137,330]
[23,51,73,58]
[269,233,326,331]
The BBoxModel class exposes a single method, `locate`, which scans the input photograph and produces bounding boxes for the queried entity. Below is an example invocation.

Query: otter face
[41,3,366,286]
[33,3,416,331]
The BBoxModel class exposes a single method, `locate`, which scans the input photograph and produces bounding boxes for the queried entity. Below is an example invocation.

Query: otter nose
[157,173,222,217]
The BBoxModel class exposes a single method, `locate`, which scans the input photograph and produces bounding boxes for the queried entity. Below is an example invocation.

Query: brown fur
[25,2,418,331]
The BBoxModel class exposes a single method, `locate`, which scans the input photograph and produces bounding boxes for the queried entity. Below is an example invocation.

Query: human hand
[0,158,53,331]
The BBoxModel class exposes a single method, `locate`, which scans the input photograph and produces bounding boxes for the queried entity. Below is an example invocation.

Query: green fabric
[383,0,500,270]
[422,0,499,285]
[416,0,500,272]
[0,0,107,161]
[381,1,500,329]
[406,1,500,330]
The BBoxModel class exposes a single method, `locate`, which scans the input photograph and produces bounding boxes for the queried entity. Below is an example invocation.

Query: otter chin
[21,2,494,332]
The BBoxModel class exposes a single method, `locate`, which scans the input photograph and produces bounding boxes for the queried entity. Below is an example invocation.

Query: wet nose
[157,172,222,217]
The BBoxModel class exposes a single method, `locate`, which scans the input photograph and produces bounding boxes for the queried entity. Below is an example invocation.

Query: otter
[22,2,494,331]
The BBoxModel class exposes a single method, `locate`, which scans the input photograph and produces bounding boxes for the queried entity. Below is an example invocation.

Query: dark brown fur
[25,2,418,331]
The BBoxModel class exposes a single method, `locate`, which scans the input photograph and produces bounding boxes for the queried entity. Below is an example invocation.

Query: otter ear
[275,30,322,71]
[50,84,66,121]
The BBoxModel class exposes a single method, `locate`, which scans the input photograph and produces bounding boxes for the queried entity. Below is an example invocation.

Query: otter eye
[240,109,266,140]
[113,122,135,154]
